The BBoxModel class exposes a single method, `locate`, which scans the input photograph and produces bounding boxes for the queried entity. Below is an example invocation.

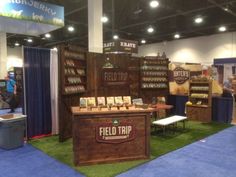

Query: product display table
[71,106,154,166]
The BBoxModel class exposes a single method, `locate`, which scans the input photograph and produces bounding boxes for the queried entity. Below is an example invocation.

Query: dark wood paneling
[72,111,151,166]
[59,49,170,141]
[58,44,87,142]
[186,106,212,123]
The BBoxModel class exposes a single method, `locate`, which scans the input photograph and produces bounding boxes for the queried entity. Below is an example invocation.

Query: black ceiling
[7,0,236,49]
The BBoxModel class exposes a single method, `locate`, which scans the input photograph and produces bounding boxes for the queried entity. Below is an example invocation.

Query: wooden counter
[71,106,153,166]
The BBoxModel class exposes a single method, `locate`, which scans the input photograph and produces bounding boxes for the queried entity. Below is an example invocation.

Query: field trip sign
[0,0,64,35]
[96,119,136,144]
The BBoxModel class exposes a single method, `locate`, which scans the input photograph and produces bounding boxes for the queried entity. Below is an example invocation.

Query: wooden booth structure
[58,44,170,165]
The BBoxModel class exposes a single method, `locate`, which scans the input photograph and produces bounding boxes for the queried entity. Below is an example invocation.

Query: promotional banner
[0,0,64,26]
[0,0,64,35]
[169,63,202,95]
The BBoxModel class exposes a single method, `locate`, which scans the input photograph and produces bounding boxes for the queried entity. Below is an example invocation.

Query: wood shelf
[190,96,208,99]
[60,44,87,95]
[140,57,169,103]
[187,104,209,108]
[187,79,212,122]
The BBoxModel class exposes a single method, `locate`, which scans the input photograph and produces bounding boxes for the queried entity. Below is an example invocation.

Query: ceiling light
[27,39,33,43]
[67,26,74,32]
[219,26,227,32]
[149,1,159,8]
[224,8,229,11]
[101,16,109,23]
[113,35,119,40]
[147,26,154,33]
[14,42,20,46]
[174,33,180,39]
[141,39,146,44]
[194,17,203,24]
[45,33,51,38]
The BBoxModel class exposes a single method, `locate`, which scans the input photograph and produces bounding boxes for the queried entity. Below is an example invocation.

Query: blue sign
[0,0,64,26]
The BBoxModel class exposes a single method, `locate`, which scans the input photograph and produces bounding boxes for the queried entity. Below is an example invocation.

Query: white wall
[138,32,236,65]
[7,46,23,70]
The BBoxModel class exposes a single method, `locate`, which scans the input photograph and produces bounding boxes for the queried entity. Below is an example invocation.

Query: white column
[0,32,7,79]
[88,0,103,53]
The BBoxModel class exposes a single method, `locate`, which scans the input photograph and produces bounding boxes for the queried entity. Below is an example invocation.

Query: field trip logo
[173,67,190,84]
[96,119,136,144]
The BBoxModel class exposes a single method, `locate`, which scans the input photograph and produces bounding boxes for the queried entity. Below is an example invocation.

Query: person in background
[223,76,234,97]
[223,76,235,122]
[5,73,17,113]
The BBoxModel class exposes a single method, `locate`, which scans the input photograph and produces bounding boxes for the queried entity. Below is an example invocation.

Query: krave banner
[104,39,138,54]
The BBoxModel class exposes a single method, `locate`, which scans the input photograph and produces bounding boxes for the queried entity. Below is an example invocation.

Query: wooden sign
[102,68,129,86]
[103,39,138,54]
[173,67,190,84]
[96,119,136,144]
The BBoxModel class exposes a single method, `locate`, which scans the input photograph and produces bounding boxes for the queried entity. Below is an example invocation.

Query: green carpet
[30,121,231,177]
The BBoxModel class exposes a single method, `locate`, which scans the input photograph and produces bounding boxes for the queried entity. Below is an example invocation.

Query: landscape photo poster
[80,97,87,107]
[123,96,131,105]
[114,96,123,105]
[97,97,106,106]
[106,97,115,105]
[132,98,143,105]
[87,97,96,106]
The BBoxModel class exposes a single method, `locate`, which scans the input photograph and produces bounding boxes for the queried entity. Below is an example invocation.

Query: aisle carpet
[117,126,236,177]
[0,145,84,177]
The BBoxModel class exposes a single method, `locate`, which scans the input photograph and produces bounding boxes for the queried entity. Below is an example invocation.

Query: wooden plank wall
[59,49,169,141]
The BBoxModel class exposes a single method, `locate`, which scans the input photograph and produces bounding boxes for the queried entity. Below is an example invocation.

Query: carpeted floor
[0,144,84,177]
[30,121,231,177]
[117,126,236,177]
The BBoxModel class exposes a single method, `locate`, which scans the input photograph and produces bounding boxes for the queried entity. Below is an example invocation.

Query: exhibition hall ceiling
[7,0,236,48]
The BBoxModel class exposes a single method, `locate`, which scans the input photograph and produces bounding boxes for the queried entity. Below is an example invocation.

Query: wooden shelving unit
[186,79,212,122]
[140,57,169,89]
[139,56,169,103]
[59,44,87,142]
[60,44,87,95]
